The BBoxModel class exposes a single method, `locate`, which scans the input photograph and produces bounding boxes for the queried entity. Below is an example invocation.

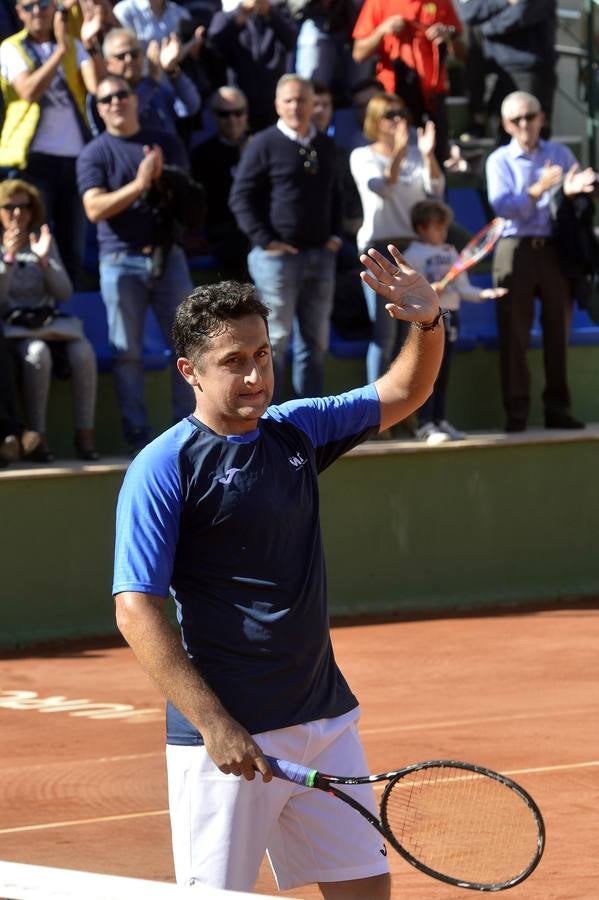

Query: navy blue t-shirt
[76,127,188,256]
[113,386,381,745]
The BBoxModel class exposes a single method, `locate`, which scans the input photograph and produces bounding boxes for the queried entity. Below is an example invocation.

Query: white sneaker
[415,423,451,445]
[438,420,466,441]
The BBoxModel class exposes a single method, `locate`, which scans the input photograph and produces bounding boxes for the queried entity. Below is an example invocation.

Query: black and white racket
[265,755,545,892]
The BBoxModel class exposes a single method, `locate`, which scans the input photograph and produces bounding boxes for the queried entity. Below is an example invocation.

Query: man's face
[312,92,333,133]
[212,95,248,144]
[181,315,274,435]
[105,34,144,86]
[16,0,55,38]
[275,80,314,135]
[502,100,544,151]
[96,80,138,134]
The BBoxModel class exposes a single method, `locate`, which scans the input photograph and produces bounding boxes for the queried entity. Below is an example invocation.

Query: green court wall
[1,433,598,650]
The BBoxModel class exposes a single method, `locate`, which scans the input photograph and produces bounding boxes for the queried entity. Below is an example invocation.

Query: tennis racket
[265,755,545,892]
[436,218,505,290]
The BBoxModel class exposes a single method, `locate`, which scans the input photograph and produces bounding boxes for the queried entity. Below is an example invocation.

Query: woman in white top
[350,93,445,383]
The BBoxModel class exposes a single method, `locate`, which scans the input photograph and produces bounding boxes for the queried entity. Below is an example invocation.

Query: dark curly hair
[173,281,270,362]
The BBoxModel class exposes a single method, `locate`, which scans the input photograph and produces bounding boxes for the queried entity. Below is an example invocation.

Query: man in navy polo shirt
[77,74,194,454]
[113,258,445,897]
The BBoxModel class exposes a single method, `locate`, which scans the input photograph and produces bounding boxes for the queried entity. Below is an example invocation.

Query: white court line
[360,707,599,735]
[0,760,597,836]
[0,752,163,774]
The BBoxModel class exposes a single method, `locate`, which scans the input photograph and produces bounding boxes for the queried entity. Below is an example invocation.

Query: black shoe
[544,412,585,430]
[75,444,101,461]
[31,445,55,463]
[505,418,527,433]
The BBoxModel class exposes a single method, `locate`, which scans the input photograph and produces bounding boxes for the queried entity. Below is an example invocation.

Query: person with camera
[76,74,199,455]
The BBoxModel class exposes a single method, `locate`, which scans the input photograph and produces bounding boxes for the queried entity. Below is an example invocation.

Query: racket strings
[382,766,540,887]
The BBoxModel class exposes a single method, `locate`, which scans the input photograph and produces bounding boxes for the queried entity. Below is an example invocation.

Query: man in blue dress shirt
[112,255,444,897]
[486,91,596,432]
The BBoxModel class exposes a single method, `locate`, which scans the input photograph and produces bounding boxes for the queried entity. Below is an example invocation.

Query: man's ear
[177,356,201,388]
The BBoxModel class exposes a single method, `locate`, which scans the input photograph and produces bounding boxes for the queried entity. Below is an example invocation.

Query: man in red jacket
[352,0,463,162]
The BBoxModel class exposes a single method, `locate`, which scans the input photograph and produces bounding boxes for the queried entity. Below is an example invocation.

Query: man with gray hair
[229,74,342,400]
[100,27,199,136]
[485,91,596,432]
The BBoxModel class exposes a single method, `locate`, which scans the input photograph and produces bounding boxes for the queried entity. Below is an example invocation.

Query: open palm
[360,245,440,323]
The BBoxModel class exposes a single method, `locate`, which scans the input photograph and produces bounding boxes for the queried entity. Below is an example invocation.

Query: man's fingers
[252,754,272,782]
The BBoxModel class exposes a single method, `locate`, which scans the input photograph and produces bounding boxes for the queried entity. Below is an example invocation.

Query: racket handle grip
[264,755,317,787]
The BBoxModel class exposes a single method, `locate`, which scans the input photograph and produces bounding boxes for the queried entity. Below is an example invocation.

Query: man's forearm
[115,592,235,736]
[83,180,145,223]
[14,47,66,103]
[353,29,385,63]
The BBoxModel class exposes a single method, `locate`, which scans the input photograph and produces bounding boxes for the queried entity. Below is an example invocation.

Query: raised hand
[80,8,103,47]
[360,245,441,324]
[146,39,161,80]
[381,14,405,35]
[563,163,597,197]
[159,32,182,73]
[29,223,53,263]
[392,117,410,157]
[417,119,436,158]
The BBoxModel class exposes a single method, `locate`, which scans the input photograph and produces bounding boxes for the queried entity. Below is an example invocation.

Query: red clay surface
[1,609,598,899]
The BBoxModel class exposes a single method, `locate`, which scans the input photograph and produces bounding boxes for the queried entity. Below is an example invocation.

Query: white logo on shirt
[218,468,241,485]
[288,452,307,469]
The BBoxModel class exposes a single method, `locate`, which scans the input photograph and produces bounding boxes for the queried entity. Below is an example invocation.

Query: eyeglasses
[1,201,32,212]
[509,112,539,125]
[214,108,247,118]
[20,0,50,12]
[299,146,319,175]
[97,89,131,106]
[382,109,407,121]
[110,48,142,61]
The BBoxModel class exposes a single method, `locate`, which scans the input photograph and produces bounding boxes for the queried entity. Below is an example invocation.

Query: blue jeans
[100,245,194,444]
[294,16,371,97]
[248,246,336,400]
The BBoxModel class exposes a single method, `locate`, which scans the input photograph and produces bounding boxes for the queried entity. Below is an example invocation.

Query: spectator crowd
[0,0,595,465]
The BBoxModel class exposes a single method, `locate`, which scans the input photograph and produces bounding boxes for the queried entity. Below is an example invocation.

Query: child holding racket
[404,200,507,444]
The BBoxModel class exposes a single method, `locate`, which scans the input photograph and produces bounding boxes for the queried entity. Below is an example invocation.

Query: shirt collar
[277,118,317,147]
[508,136,546,159]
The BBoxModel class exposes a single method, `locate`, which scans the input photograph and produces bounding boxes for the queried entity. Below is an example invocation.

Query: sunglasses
[97,89,131,105]
[214,108,247,118]
[509,112,539,125]
[299,146,319,175]
[20,0,50,11]
[1,201,32,212]
[111,48,142,61]
[382,109,407,121]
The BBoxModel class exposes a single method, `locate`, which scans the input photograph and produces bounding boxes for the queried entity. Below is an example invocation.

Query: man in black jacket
[458,0,557,139]
[229,74,342,400]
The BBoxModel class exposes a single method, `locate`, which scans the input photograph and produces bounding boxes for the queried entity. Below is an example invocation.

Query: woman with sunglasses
[350,92,444,394]
[0,179,99,462]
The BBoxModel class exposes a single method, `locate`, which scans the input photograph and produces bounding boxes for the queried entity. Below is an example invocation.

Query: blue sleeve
[170,71,201,118]
[265,384,381,471]
[485,149,537,221]
[112,431,185,598]
[76,142,106,196]
[458,0,510,26]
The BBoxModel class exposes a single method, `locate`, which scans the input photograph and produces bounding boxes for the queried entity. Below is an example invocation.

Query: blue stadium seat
[328,324,368,359]
[60,292,171,373]
[446,186,489,234]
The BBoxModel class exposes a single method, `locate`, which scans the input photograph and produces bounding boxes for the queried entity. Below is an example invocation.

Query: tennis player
[113,247,443,898]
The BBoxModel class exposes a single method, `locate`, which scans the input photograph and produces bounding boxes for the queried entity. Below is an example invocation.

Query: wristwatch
[412,307,448,332]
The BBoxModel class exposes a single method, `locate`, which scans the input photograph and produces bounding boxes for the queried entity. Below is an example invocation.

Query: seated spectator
[190,85,250,279]
[112,0,191,48]
[208,0,297,132]
[352,0,464,164]
[349,92,444,384]
[404,199,506,444]
[291,0,365,105]
[0,327,40,466]
[0,179,99,462]
[99,27,200,136]
[0,0,105,285]
[77,75,198,455]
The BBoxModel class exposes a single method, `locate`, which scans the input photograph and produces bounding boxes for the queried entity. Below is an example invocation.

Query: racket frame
[266,756,545,893]
[436,218,505,290]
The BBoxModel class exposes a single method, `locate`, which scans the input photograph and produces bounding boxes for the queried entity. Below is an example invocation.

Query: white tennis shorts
[166,707,390,892]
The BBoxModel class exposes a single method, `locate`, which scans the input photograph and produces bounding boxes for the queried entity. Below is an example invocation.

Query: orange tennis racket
[437,218,505,290]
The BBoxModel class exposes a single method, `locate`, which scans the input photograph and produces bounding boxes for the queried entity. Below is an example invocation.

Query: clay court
[1,608,598,899]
